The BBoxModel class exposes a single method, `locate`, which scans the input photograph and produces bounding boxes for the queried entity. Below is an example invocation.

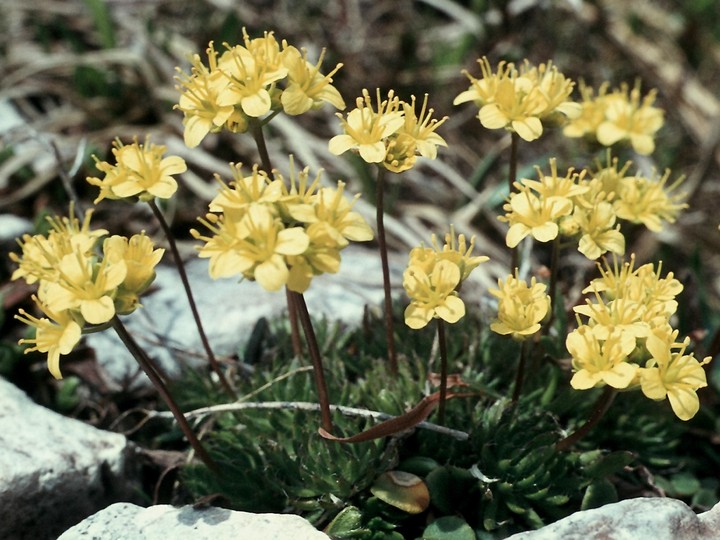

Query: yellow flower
[574,295,649,341]
[208,163,284,216]
[640,328,710,420]
[280,45,345,115]
[16,296,83,380]
[407,227,489,287]
[489,271,550,340]
[175,42,237,147]
[87,138,187,202]
[520,60,581,121]
[328,89,405,163]
[572,201,625,260]
[285,226,343,293]
[520,158,588,203]
[403,260,465,329]
[195,205,309,291]
[567,326,638,390]
[383,132,417,173]
[10,209,106,285]
[562,81,609,139]
[191,213,246,280]
[478,76,545,141]
[585,152,632,202]
[42,249,127,325]
[215,32,289,118]
[298,182,374,248]
[398,94,448,160]
[613,170,687,232]
[596,83,664,155]
[103,233,164,314]
[578,256,683,338]
[500,184,573,247]
[454,57,515,107]
[455,58,578,142]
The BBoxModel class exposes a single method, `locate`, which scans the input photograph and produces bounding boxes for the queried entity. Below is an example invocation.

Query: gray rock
[58,502,330,540]
[0,377,137,540]
[507,497,720,540]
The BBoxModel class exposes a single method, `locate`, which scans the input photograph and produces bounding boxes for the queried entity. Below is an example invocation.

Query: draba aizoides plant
[8,26,716,538]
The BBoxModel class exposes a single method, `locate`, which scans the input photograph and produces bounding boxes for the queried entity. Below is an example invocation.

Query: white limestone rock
[507,497,720,540]
[58,502,331,540]
[0,377,137,540]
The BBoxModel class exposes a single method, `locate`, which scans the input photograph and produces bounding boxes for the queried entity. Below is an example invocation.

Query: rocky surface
[507,497,720,540]
[58,502,330,540]
[0,377,138,540]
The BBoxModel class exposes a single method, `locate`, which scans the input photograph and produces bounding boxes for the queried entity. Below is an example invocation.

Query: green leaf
[82,0,116,49]
[56,376,82,413]
[581,479,618,511]
[425,466,475,514]
[692,487,720,510]
[670,472,701,497]
[422,516,475,540]
[398,456,440,477]
[584,451,635,480]
[324,506,368,538]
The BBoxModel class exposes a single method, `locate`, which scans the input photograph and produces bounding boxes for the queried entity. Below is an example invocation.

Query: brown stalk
[111,316,219,473]
[375,166,398,375]
[556,386,617,451]
[291,291,334,433]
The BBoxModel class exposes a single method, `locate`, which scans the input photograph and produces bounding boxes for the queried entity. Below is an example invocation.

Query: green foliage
[175,305,720,538]
[82,0,116,49]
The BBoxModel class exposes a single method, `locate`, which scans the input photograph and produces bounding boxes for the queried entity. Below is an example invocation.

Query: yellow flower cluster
[328,89,447,172]
[500,156,687,260]
[489,271,551,340]
[11,210,164,379]
[568,256,710,420]
[191,161,373,293]
[175,30,345,147]
[563,81,665,155]
[454,57,580,142]
[87,138,187,203]
[403,229,488,329]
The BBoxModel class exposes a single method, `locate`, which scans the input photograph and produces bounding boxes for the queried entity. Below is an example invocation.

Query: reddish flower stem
[291,291,334,433]
[436,318,449,425]
[556,387,616,451]
[111,316,219,473]
[511,338,529,404]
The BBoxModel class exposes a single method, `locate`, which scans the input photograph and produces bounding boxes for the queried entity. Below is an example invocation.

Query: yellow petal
[571,369,601,390]
[667,387,700,421]
[358,142,387,163]
[506,223,530,248]
[478,104,508,130]
[255,255,289,291]
[512,117,543,142]
[281,85,313,116]
[435,295,465,324]
[602,362,637,389]
[276,227,310,256]
[404,303,431,329]
[81,296,116,325]
[328,134,357,156]
[241,90,272,117]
